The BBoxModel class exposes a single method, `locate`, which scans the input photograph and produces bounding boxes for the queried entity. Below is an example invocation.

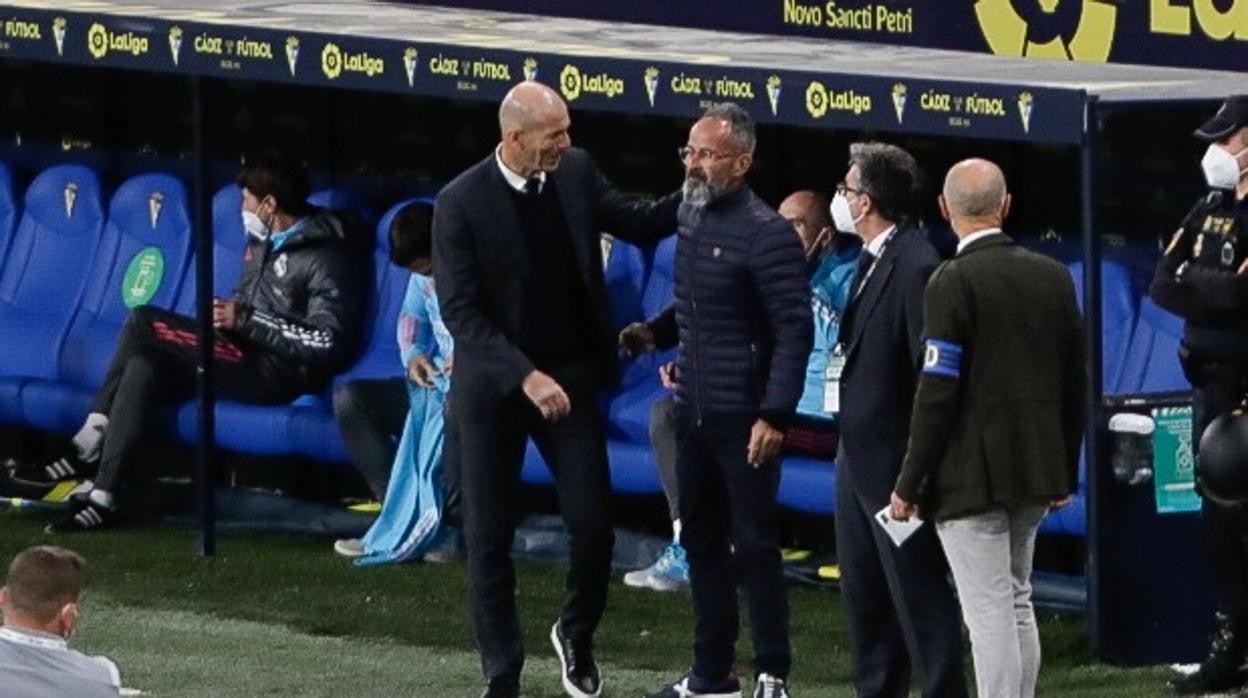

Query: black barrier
[395,0,1248,73]
[0,7,1086,145]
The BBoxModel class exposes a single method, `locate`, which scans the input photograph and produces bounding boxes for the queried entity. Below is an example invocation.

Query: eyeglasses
[835,183,865,197]
[677,145,738,163]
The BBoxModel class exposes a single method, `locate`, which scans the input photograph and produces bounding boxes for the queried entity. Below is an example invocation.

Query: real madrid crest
[274,252,288,278]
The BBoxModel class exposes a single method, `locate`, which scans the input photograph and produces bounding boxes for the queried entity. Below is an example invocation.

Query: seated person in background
[332,201,462,563]
[0,545,121,697]
[617,189,857,591]
[17,151,370,532]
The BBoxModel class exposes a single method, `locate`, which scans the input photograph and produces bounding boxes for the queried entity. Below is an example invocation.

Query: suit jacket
[433,147,679,402]
[895,234,1086,521]
[837,224,939,505]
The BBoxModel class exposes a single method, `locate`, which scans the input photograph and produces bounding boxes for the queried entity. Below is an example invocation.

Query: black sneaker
[752,673,790,698]
[550,620,601,698]
[1170,613,1248,695]
[644,673,742,698]
[11,452,96,487]
[45,501,116,533]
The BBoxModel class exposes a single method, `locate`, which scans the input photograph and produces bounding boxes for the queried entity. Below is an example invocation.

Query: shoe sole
[646,575,689,592]
[549,622,601,698]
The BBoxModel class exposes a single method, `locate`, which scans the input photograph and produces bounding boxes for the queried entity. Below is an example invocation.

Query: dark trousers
[457,360,614,682]
[332,377,463,523]
[1188,356,1248,625]
[92,305,308,493]
[835,448,968,698]
[675,407,791,681]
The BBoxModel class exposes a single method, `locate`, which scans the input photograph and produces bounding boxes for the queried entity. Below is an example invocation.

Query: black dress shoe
[480,675,520,698]
[550,620,601,697]
[1170,612,1248,695]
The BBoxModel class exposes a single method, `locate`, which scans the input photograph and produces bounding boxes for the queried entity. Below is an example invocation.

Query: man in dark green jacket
[890,158,1084,698]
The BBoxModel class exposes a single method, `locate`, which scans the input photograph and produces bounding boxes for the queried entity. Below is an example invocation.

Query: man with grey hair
[645,103,811,698]
[0,546,121,697]
[832,142,968,697]
[434,80,680,698]
[891,158,1083,698]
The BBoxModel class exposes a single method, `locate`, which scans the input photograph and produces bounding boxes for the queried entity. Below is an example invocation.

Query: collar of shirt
[957,227,1003,254]
[494,146,546,194]
[863,224,896,258]
[1,626,68,651]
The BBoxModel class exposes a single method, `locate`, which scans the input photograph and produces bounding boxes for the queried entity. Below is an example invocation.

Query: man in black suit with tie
[433,81,679,698]
[832,143,967,697]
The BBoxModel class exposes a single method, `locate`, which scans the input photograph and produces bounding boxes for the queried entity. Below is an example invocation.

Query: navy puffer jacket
[657,186,812,427]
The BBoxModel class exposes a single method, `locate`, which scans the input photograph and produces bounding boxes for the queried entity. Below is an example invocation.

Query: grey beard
[683,178,716,207]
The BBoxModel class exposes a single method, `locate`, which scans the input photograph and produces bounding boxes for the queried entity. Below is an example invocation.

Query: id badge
[824,345,845,414]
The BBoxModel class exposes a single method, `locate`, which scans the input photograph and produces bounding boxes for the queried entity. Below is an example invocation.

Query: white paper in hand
[875,505,924,547]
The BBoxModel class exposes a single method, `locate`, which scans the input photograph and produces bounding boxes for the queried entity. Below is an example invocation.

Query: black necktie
[851,250,876,298]
[524,176,542,196]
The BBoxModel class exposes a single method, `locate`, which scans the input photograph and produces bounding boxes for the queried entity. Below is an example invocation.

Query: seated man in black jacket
[18,151,369,532]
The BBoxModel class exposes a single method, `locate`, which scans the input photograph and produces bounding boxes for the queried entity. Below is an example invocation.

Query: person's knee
[332,381,364,420]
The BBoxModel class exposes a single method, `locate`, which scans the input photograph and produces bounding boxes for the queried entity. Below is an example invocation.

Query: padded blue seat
[173,184,248,316]
[21,173,192,433]
[604,238,647,330]
[0,165,106,422]
[286,197,432,464]
[609,235,676,442]
[1116,297,1188,394]
[1069,260,1137,393]
[0,162,18,265]
[777,455,835,514]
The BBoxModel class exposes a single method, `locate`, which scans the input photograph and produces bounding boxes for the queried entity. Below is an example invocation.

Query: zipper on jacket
[689,215,704,428]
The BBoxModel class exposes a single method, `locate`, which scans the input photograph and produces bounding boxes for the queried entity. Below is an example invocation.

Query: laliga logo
[87,22,107,59]
[805,81,828,119]
[322,42,343,79]
[975,0,1117,62]
[560,64,582,101]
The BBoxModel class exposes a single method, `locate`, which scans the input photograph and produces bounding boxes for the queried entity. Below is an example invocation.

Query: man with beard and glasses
[433,81,680,698]
[644,103,811,698]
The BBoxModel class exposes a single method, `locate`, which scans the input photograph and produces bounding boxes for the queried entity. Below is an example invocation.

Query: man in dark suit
[832,143,968,698]
[891,159,1084,698]
[433,81,679,698]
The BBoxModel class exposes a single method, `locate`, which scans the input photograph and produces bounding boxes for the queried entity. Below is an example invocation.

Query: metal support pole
[1080,93,1103,653]
[192,76,217,557]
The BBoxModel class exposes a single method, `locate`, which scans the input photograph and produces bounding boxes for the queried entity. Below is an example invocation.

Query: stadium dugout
[0,0,1244,667]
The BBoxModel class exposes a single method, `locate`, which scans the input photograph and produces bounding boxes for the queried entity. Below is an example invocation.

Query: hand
[442,357,454,377]
[407,354,439,388]
[658,361,677,390]
[212,299,242,331]
[522,370,571,421]
[618,322,657,357]
[746,418,784,468]
[890,491,918,522]
[1049,494,1074,510]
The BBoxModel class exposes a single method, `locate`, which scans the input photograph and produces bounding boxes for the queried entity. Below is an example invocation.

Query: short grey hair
[702,102,756,155]
[943,159,1007,219]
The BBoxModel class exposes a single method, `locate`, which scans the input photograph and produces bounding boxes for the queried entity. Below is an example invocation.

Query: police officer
[1151,95,1248,695]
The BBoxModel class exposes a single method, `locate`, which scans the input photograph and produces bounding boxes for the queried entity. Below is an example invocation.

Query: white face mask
[242,209,269,239]
[1201,144,1247,190]
[830,192,864,235]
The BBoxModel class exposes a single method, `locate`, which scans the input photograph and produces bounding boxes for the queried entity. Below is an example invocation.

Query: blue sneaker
[623,542,689,591]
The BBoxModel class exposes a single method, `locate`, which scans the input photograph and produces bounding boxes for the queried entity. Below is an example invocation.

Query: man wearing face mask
[18,151,369,533]
[434,81,680,698]
[1151,95,1248,696]
[0,546,121,697]
[645,103,810,698]
[831,142,968,698]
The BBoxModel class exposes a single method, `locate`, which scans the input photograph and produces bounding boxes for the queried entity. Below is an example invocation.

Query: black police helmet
[1198,409,1248,506]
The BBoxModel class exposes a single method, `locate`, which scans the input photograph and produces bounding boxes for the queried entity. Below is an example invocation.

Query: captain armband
[922,339,962,379]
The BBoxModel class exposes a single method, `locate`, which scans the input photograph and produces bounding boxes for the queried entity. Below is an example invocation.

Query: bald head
[778,190,832,254]
[499,81,567,136]
[942,158,1009,234]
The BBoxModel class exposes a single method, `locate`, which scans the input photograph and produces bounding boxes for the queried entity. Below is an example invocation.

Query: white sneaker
[623,543,690,591]
[333,538,365,558]
[752,673,790,698]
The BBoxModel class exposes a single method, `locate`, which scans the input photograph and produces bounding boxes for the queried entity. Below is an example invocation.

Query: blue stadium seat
[604,237,647,330]
[173,184,248,316]
[1116,297,1188,395]
[1069,260,1137,393]
[778,455,835,514]
[608,235,676,443]
[0,165,106,422]
[0,162,18,266]
[21,174,192,433]
[286,197,432,464]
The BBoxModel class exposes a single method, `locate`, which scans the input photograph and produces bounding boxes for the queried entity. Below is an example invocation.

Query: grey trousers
[936,504,1048,698]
